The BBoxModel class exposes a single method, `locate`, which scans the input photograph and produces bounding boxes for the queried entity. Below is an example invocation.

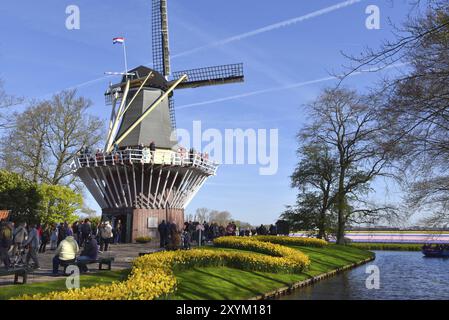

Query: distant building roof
[0,210,10,221]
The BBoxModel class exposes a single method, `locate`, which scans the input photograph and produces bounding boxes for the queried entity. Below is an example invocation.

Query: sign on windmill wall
[148,217,158,229]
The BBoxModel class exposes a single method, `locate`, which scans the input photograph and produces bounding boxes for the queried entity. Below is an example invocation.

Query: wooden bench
[60,257,115,274]
[0,268,28,284]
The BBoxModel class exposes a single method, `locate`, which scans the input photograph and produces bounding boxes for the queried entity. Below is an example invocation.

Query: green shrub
[135,236,152,244]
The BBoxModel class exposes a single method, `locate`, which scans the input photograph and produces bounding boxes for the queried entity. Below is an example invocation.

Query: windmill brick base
[102,207,184,242]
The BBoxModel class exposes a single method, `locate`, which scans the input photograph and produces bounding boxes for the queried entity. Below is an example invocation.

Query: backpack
[100,226,113,239]
[0,225,12,246]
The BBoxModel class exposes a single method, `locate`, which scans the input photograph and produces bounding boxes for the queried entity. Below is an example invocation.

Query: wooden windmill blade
[170,63,244,89]
[152,0,170,77]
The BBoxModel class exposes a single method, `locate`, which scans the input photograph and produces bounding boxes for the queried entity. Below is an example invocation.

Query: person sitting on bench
[52,235,79,275]
[77,234,98,273]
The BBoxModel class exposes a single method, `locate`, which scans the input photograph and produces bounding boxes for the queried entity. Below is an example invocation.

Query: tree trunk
[336,167,346,244]
[318,196,328,239]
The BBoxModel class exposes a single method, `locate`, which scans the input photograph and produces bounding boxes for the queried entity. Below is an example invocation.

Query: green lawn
[0,244,372,300]
[0,269,130,300]
[169,244,373,300]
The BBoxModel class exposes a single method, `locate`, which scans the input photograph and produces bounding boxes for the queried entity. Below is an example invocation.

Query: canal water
[280,251,449,300]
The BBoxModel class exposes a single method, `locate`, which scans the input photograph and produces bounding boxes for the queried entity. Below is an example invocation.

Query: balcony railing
[73,149,218,175]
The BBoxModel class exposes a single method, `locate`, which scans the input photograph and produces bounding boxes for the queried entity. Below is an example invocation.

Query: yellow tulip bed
[18,236,322,300]
[253,235,328,248]
[213,236,310,270]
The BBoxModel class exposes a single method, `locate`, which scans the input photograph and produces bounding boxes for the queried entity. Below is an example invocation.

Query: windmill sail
[76,0,245,244]
[168,95,176,130]
[171,63,244,89]
[152,0,170,77]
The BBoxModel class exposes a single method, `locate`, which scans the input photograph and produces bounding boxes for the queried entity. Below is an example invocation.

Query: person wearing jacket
[11,222,27,257]
[80,219,92,247]
[52,235,79,275]
[99,221,113,252]
[39,226,51,253]
[23,224,40,269]
[77,235,98,273]
[0,221,13,269]
[158,220,168,248]
[50,224,58,250]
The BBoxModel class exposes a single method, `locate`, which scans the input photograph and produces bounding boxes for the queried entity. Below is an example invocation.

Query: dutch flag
[113,37,125,44]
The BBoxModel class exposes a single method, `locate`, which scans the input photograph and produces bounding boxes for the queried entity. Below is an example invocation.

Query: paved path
[0,242,161,286]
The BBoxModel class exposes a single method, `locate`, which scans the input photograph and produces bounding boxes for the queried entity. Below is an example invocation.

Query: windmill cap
[121,66,168,91]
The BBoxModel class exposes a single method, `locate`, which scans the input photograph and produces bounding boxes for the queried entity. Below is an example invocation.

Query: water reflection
[280,251,449,300]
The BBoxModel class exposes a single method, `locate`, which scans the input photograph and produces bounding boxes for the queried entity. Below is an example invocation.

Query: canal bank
[279,250,449,300]
[251,255,375,300]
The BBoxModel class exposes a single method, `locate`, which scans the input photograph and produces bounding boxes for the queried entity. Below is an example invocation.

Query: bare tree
[1,101,51,182]
[208,210,233,226]
[0,80,23,129]
[194,207,210,223]
[302,88,394,244]
[1,90,104,186]
[343,3,449,225]
[44,90,104,185]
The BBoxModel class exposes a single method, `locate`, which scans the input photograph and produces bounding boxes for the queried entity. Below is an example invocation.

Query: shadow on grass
[0,269,130,300]
[173,267,302,300]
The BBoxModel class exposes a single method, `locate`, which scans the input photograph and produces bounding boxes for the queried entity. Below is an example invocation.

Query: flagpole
[123,39,129,80]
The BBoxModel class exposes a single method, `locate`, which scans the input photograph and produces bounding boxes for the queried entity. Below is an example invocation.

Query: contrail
[176,63,408,110]
[37,74,114,100]
[172,0,364,59]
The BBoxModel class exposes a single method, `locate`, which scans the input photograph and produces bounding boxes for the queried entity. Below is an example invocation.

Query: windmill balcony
[72,148,219,176]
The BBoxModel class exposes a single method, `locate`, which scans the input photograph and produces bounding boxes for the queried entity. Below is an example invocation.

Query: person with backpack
[99,221,113,252]
[11,222,27,257]
[0,221,13,269]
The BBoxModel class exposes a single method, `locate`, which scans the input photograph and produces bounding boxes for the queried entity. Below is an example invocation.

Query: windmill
[73,0,244,243]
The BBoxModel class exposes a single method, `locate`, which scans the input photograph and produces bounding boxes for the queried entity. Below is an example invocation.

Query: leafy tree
[0,170,82,225]
[0,170,41,224]
[281,193,337,238]
[37,184,82,225]
[287,143,338,239]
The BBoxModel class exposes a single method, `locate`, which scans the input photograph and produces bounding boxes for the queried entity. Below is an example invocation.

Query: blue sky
[0,0,414,225]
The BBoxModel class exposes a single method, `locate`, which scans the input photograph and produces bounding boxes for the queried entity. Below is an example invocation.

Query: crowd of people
[157,220,279,250]
[78,143,212,169]
[0,218,123,274]
[1,215,281,272]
